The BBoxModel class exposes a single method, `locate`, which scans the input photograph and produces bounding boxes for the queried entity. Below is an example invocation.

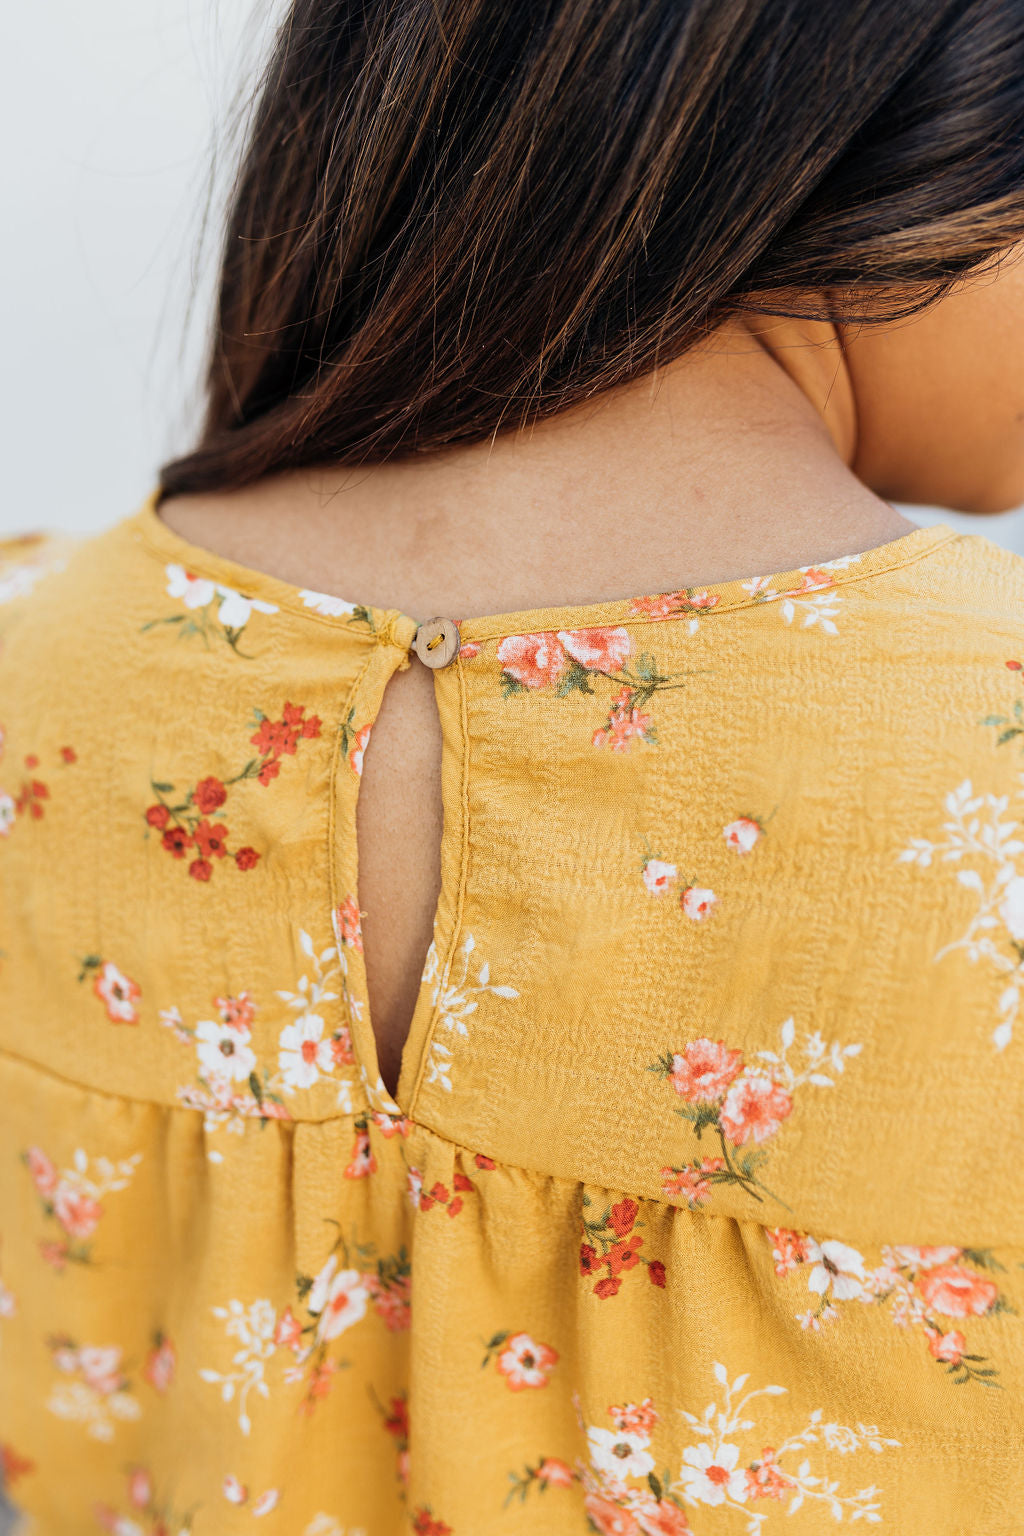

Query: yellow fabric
[2,491,1024,1534]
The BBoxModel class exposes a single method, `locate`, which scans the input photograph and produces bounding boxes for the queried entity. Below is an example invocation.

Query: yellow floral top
[2,489,1024,1536]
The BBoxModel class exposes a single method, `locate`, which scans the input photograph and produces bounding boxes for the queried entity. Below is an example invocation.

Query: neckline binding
[132,485,960,648]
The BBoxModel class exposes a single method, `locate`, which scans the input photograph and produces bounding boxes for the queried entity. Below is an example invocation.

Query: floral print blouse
[1,490,1024,1535]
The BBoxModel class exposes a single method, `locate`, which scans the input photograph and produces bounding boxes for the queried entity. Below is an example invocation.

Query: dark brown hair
[159,0,1024,498]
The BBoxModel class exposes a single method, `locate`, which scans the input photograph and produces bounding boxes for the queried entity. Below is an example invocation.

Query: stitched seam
[134,515,411,643]
[457,530,963,644]
[326,647,377,1113]
[406,651,473,1116]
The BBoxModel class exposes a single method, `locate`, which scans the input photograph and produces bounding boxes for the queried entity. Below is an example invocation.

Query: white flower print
[47,1342,141,1441]
[681,884,718,921]
[587,1425,656,1481]
[642,859,678,895]
[278,1012,334,1090]
[299,589,358,619]
[753,1015,862,1093]
[276,928,357,1106]
[303,1518,369,1536]
[679,1441,749,1506]
[0,547,67,604]
[898,775,1024,1048]
[306,1253,370,1344]
[673,1361,898,1528]
[195,1017,257,1084]
[420,933,519,1092]
[0,792,15,836]
[199,1298,280,1435]
[806,1239,868,1301]
[164,564,278,629]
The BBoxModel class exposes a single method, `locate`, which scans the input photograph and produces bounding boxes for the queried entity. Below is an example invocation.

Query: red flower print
[558,625,631,674]
[92,961,141,1024]
[193,775,227,813]
[193,820,229,859]
[719,1071,793,1146]
[145,804,169,828]
[0,1444,34,1487]
[250,716,298,759]
[594,1276,621,1299]
[235,846,260,870]
[1007,659,1022,670]
[411,1510,453,1536]
[497,631,568,690]
[161,826,191,858]
[916,1264,998,1318]
[494,1332,559,1390]
[608,1197,639,1237]
[607,1234,644,1275]
[648,1260,667,1287]
[474,1153,496,1170]
[60,745,77,763]
[579,1243,600,1276]
[667,1038,743,1103]
[453,1171,474,1193]
[384,1394,409,1439]
[188,857,213,882]
[257,756,281,786]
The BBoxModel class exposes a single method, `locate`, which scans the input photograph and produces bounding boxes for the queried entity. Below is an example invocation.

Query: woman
[3,1,1024,1530]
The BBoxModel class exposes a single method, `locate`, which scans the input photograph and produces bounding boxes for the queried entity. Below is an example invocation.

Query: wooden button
[412,617,460,669]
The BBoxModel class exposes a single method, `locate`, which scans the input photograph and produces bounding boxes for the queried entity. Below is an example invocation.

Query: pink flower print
[78,1345,125,1397]
[223,1475,247,1505]
[25,1146,57,1199]
[344,1127,377,1179]
[926,1326,967,1365]
[719,1071,793,1146]
[584,1495,642,1535]
[642,859,677,895]
[142,1334,175,1392]
[723,816,763,853]
[495,1332,559,1390]
[273,1306,303,1351]
[680,885,717,920]
[52,1182,102,1240]
[660,1158,725,1205]
[92,962,141,1024]
[889,1244,961,1270]
[610,1397,658,1436]
[592,687,653,751]
[369,1272,411,1333]
[307,1254,370,1343]
[916,1264,999,1319]
[537,1458,575,1488]
[215,991,255,1030]
[371,1110,413,1138]
[349,723,371,776]
[766,1227,812,1277]
[497,632,568,689]
[667,1038,743,1102]
[128,1467,152,1508]
[744,1447,792,1500]
[558,626,631,674]
[634,1501,692,1535]
[794,566,834,593]
[336,894,363,951]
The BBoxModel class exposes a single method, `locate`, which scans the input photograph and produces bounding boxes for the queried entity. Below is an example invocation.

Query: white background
[3,0,1024,556]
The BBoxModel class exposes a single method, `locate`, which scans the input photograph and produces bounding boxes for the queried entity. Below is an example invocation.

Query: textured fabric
[2,490,1024,1535]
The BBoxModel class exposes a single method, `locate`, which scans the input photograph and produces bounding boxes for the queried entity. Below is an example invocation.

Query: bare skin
[157,249,1024,1096]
